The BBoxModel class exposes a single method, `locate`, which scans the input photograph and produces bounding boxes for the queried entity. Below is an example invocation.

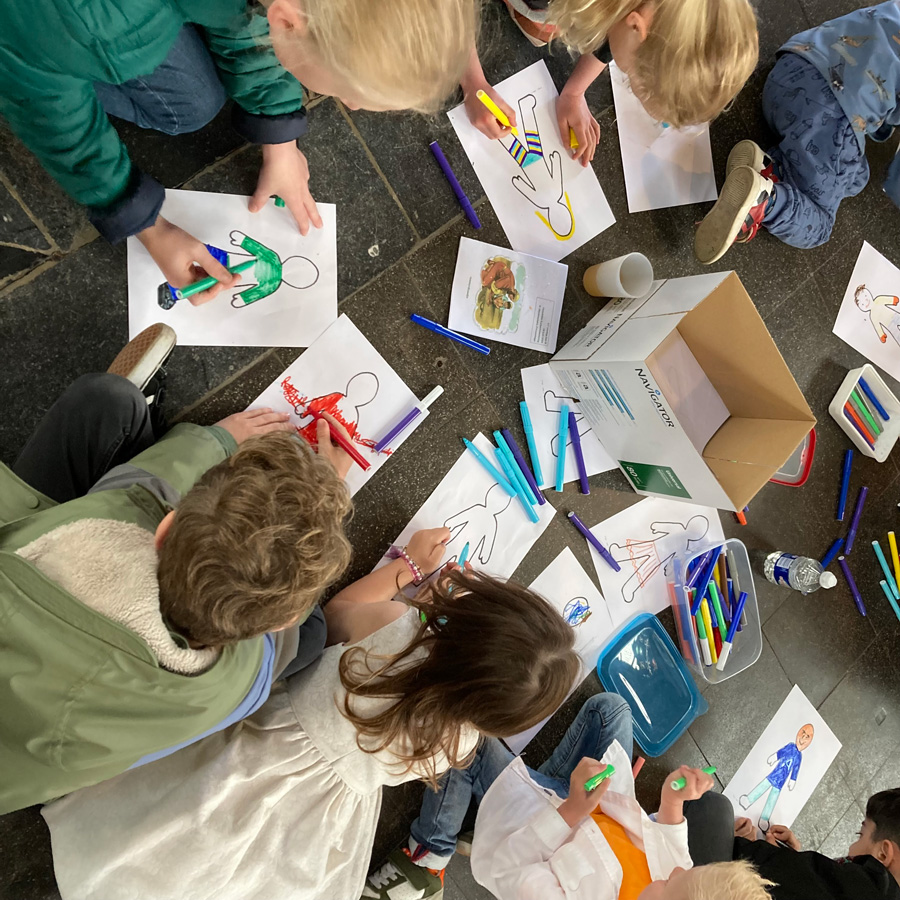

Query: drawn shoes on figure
[694,165,776,265]
[361,846,445,900]
[739,793,751,810]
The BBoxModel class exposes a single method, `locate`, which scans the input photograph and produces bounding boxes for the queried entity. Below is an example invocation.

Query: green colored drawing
[228,230,320,308]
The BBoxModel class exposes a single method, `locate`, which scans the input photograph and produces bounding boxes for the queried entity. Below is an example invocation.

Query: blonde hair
[687,860,775,899]
[158,433,352,648]
[550,0,759,126]
[301,0,481,113]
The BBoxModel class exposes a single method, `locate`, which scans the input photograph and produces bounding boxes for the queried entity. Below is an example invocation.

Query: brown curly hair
[158,432,352,648]
[339,568,581,785]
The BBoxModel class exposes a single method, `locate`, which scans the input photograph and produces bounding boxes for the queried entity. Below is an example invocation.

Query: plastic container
[668,538,763,685]
[829,364,900,461]
[596,613,708,756]
[770,429,816,486]
[764,552,837,593]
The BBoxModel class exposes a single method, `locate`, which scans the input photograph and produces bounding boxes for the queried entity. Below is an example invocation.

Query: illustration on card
[610,516,710,605]
[563,596,593,627]
[501,94,574,240]
[474,256,525,332]
[854,284,900,346]
[738,724,814,832]
[280,371,381,452]
[157,230,319,310]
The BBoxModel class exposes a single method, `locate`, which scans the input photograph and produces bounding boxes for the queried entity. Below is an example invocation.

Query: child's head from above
[551,0,759,127]
[850,788,900,876]
[156,432,351,648]
[637,860,774,900]
[262,0,479,113]
[855,284,874,311]
[339,568,581,784]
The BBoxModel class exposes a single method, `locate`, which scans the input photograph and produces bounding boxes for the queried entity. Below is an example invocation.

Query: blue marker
[690,546,724,617]
[457,542,470,568]
[519,401,544,487]
[838,449,853,521]
[859,377,890,421]
[821,537,844,569]
[495,431,537,506]
[556,405,569,492]
[411,314,490,355]
[716,591,748,672]
[462,438,516,497]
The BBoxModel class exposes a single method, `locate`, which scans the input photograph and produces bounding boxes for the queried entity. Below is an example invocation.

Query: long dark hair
[339,568,581,785]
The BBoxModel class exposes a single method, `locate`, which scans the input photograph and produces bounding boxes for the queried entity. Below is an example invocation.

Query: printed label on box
[619,461,691,499]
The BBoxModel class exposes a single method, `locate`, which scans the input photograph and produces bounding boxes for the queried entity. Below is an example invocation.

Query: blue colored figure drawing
[563,596,592,626]
[739,723,815,832]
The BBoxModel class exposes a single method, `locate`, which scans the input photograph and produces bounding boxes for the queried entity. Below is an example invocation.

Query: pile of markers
[552,403,591,495]
[682,545,748,672]
[842,376,890,451]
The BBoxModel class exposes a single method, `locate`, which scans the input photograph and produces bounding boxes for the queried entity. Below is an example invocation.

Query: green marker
[851,388,881,435]
[670,766,716,790]
[174,258,257,300]
[707,581,728,641]
[584,764,615,792]
[274,195,286,208]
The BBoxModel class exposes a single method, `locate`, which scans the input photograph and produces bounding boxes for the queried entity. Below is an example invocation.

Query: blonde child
[0,0,476,303]
[40,552,581,900]
[464,0,758,167]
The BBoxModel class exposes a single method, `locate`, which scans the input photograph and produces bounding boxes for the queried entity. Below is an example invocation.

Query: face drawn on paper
[279,371,382,452]
[474,256,524,334]
[853,283,900,347]
[501,94,574,240]
[543,389,594,458]
[443,482,514,567]
[563,596,592,627]
[609,515,710,605]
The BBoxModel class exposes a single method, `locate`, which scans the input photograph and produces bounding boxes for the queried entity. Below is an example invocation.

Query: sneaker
[693,166,775,265]
[361,846,444,900]
[455,831,474,858]
[726,139,778,182]
[107,323,176,392]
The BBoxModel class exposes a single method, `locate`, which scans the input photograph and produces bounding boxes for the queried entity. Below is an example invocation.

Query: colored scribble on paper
[563,596,593,626]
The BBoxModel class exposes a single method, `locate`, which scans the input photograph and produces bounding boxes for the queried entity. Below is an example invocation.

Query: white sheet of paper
[724,685,842,830]
[247,315,425,497]
[610,63,717,213]
[507,548,615,753]
[127,190,337,348]
[833,242,900,381]
[586,497,724,626]
[448,238,567,352]
[374,432,555,581]
[521,364,617,490]
[448,61,615,261]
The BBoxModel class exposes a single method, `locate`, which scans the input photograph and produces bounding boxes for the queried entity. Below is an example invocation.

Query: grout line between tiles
[0,169,59,254]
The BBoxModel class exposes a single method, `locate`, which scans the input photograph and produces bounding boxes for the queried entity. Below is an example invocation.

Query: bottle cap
[820,572,838,589]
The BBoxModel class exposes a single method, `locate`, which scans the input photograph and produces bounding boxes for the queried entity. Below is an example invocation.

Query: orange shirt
[591,812,653,900]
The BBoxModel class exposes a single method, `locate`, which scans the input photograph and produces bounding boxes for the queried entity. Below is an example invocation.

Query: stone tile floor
[2,0,900,897]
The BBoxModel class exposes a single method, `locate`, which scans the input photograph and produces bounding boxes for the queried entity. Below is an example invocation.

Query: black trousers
[13,372,326,674]
[684,790,737,865]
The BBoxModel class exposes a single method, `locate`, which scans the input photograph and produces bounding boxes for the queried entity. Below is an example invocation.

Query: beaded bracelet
[387,544,424,585]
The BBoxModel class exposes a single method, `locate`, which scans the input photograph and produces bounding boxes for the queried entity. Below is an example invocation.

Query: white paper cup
[583,253,653,298]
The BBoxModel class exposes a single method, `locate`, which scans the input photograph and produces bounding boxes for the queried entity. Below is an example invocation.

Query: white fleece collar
[17,519,219,675]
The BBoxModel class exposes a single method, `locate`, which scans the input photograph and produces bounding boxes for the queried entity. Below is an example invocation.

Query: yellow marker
[475,90,519,136]
[889,532,900,593]
[569,127,579,150]
[701,599,717,664]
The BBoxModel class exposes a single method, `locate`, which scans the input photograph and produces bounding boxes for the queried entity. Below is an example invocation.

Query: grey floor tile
[0,182,50,251]
[0,246,45,285]
[816,799,866,860]
[446,855,495,900]
[789,763,858,851]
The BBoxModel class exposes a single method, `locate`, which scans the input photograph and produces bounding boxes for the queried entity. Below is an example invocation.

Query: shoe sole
[726,140,767,178]
[107,323,176,392]
[694,167,767,265]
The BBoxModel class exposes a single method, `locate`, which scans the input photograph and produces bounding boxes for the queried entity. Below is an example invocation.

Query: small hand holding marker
[557,758,614,828]
[657,765,716,826]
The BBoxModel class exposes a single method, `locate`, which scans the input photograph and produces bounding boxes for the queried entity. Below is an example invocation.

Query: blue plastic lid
[596,613,708,756]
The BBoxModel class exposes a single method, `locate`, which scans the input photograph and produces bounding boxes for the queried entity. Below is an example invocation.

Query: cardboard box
[551,272,816,510]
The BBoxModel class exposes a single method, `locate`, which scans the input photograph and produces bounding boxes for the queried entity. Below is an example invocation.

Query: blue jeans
[94,25,226,135]
[409,693,634,864]
[762,52,870,249]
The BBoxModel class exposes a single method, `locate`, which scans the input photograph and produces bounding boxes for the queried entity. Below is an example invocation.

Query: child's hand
[464,81,517,140]
[138,216,240,306]
[407,528,451,574]
[556,89,600,166]
[734,817,756,840]
[215,408,293,443]
[660,765,715,804]
[556,757,611,828]
[253,143,323,236]
[314,412,353,479]
[765,824,801,850]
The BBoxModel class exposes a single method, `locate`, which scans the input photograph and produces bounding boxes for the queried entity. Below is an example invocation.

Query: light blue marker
[880,580,900,623]
[519,401,544,486]
[495,430,537,506]
[457,542,470,568]
[556,405,569,492]
[495,445,539,523]
[462,438,516,497]
[873,541,900,601]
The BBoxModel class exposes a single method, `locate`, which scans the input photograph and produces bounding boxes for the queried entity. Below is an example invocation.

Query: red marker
[302,405,371,472]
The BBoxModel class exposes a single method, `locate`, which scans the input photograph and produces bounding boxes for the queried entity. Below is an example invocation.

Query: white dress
[43,609,476,900]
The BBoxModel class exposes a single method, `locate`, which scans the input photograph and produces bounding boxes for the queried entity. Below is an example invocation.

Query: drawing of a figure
[501,94,574,240]
[475,256,520,331]
[280,372,380,452]
[563,596,592,626]
[544,390,592,458]
[156,232,319,310]
[443,483,513,566]
[739,724,815,832]
[609,516,710,605]
[854,284,900,346]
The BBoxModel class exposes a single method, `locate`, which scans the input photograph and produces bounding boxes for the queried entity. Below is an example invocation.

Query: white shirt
[470,740,692,900]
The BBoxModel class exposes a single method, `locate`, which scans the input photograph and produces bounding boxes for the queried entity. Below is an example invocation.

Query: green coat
[0,0,304,210]
[0,423,264,814]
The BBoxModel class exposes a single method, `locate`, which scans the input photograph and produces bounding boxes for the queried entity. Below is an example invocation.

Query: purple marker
[568,411,590,495]
[567,510,621,573]
[501,428,546,505]
[844,486,868,555]
[373,386,443,453]
[838,555,867,617]
[430,141,481,229]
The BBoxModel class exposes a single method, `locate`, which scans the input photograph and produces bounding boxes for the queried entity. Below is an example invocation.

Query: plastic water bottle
[764,552,837,594]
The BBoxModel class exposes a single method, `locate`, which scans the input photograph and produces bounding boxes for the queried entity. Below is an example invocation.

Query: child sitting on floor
[364,692,774,900]
[695,1,900,264]
[734,787,900,900]
[41,562,581,900]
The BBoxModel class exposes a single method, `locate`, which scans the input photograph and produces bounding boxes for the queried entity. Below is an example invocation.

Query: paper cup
[583,253,653,298]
